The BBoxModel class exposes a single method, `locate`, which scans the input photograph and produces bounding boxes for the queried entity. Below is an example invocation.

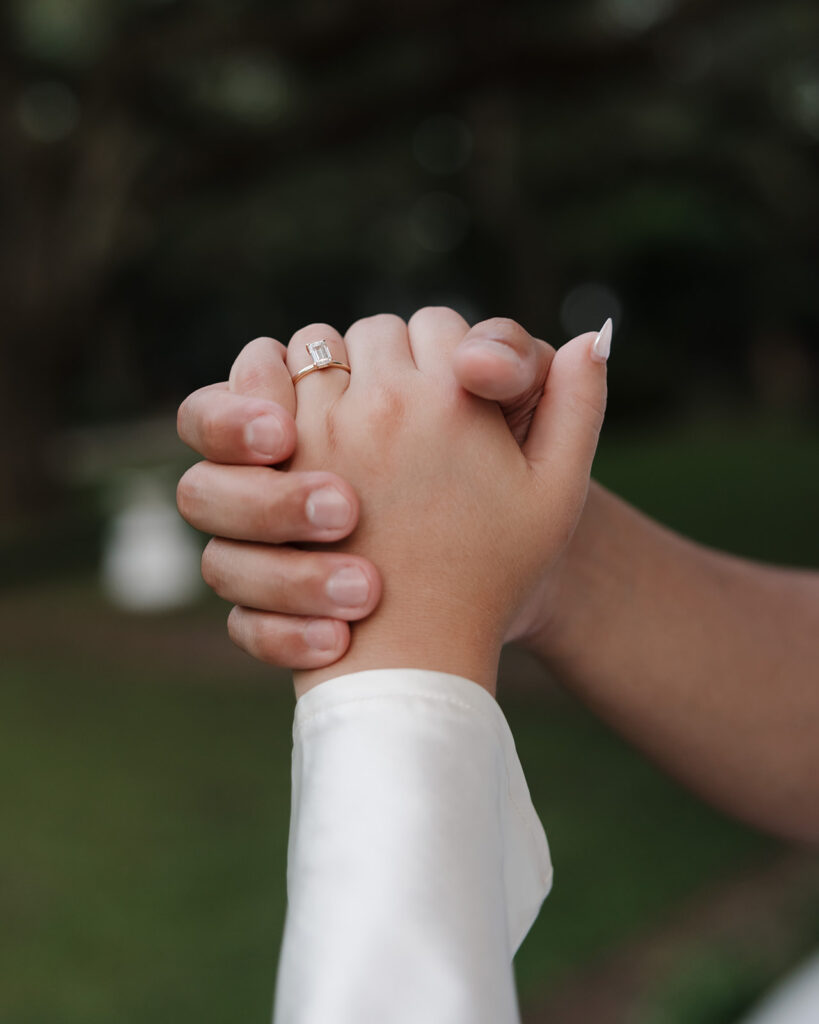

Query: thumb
[522,319,612,484]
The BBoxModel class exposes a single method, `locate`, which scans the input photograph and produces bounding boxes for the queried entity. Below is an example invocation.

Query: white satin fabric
[273,669,553,1024]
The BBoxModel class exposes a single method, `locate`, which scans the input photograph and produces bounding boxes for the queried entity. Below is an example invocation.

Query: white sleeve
[272,668,553,1024]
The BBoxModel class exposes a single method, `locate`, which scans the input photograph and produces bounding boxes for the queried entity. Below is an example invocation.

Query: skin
[178,309,819,845]
[177,313,560,669]
[182,309,606,698]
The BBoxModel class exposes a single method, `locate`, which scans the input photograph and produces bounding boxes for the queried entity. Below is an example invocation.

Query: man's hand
[177,310,573,669]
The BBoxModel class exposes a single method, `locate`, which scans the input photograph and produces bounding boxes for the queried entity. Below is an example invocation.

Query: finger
[452,318,556,446]
[177,462,359,543]
[344,313,414,386]
[202,538,382,620]
[286,323,350,406]
[228,606,350,669]
[229,337,296,417]
[406,306,470,375]
[523,320,612,485]
[177,382,297,464]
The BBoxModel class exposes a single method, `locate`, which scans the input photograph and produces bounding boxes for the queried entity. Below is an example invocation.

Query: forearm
[530,483,819,843]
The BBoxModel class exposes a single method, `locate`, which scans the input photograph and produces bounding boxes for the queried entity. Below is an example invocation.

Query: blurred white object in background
[102,471,203,612]
[739,951,819,1024]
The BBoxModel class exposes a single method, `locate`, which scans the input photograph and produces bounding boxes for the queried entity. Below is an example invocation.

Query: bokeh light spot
[192,56,292,125]
[17,81,80,143]
[12,0,109,63]
[780,64,819,139]
[600,0,678,34]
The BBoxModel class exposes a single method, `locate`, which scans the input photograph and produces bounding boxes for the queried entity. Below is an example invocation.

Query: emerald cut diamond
[307,340,332,367]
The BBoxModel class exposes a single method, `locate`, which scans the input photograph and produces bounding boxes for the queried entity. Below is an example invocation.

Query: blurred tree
[0,0,817,519]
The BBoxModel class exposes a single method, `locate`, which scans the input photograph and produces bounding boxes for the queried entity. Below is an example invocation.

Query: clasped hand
[178,307,609,696]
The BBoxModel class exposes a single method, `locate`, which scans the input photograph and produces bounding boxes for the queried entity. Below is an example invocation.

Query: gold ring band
[292,360,352,385]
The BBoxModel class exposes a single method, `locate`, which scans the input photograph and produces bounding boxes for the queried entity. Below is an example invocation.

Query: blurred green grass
[1,418,818,1022]
[511,699,773,997]
[593,416,819,567]
[0,656,292,1024]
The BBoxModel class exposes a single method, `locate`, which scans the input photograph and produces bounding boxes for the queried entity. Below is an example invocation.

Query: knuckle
[263,475,304,538]
[376,312,406,329]
[363,386,406,436]
[176,397,190,442]
[481,316,528,345]
[231,337,279,392]
[176,466,202,522]
[240,337,277,358]
[226,606,246,649]
[251,616,292,666]
[228,607,285,665]
[567,389,605,431]
[486,316,522,333]
[199,408,228,454]
[255,503,278,541]
[233,365,265,394]
[200,539,223,593]
[410,305,454,326]
[299,555,335,603]
[354,312,406,333]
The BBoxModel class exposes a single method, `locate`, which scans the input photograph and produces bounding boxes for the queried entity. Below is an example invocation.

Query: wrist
[294,602,502,699]
[510,482,607,668]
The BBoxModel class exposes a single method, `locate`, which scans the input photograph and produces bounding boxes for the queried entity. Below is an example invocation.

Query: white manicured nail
[591,318,613,363]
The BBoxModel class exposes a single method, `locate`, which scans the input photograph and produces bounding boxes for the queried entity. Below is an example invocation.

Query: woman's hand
[177,309,565,669]
[284,310,607,696]
[216,308,607,697]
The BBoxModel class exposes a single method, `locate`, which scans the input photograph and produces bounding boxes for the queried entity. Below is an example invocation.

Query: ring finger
[286,322,351,408]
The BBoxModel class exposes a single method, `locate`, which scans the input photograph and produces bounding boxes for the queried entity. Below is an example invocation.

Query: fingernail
[245,414,285,456]
[326,567,370,607]
[304,619,340,651]
[306,487,352,529]
[591,318,613,363]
